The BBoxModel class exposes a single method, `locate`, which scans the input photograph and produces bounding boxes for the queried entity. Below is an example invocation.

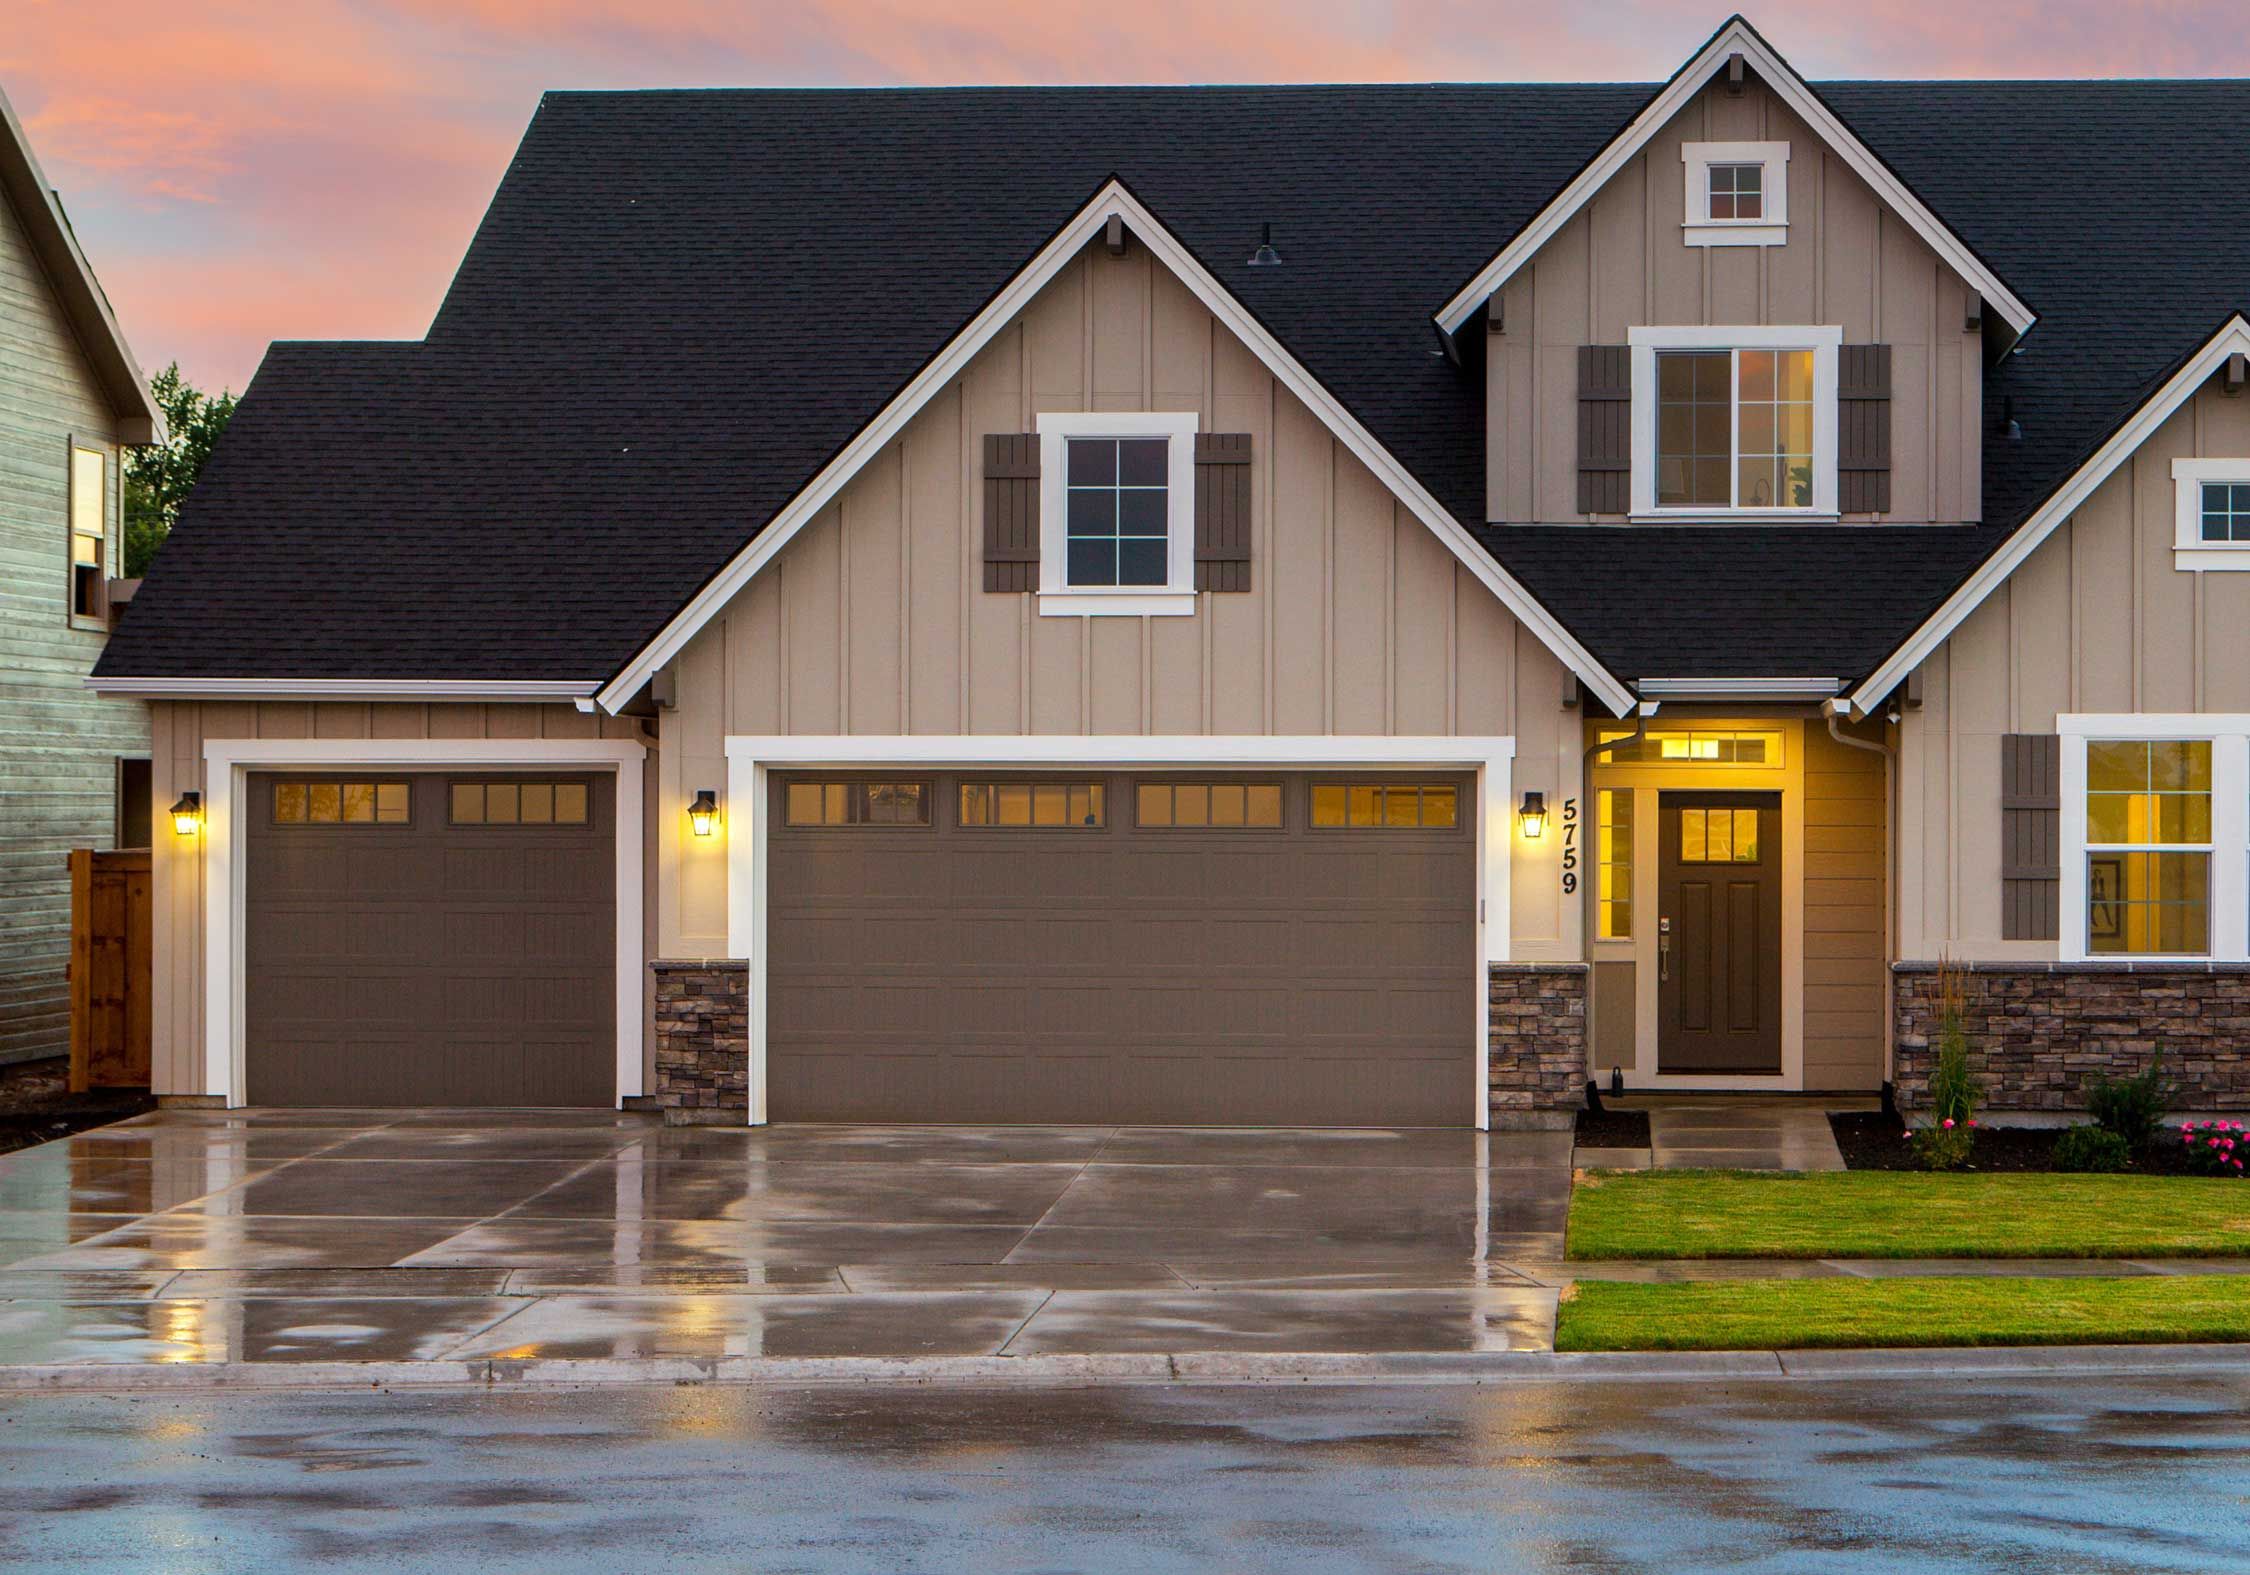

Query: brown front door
[1657,791,1782,1075]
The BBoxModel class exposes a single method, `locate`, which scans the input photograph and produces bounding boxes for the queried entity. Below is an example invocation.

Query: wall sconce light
[170,791,202,837]
[688,789,719,837]
[1517,790,1548,840]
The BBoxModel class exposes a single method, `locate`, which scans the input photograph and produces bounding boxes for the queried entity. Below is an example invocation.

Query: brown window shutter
[1194,433,1253,592]
[982,434,1039,593]
[1576,346,1631,515]
[2001,733,2061,941]
[1838,344,1893,515]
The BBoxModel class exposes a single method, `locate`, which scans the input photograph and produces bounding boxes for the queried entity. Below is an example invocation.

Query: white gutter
[86,677,600,702]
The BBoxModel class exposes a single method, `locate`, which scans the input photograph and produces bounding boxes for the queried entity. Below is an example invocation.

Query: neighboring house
[1,82,162,1066]
[87,17,2250,1122]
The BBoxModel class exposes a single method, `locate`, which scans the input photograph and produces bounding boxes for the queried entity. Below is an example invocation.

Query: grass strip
[1566,1169,2250,1260]
[1554,1274,2250,1352]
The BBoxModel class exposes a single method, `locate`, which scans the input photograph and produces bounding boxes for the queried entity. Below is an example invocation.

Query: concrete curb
[4,1342,2250,1392]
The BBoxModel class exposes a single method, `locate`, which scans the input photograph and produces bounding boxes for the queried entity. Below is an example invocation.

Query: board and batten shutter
[1576,346,1631,515]
[982,434,1040,592]
[2001,733,2061,941]
[1194,433,1253,592]
[1838,344,1893,515]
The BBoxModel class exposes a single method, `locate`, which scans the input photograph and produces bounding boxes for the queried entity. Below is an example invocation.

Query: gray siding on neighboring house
[1484,73,1983,526]
[0,176,146,1065]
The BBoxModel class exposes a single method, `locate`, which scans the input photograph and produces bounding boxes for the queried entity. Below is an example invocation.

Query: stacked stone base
[651,959,750,1124]
[1894,961,2250,1113]
[1487,962,1588,1129]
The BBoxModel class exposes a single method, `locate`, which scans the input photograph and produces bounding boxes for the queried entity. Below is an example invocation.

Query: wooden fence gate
[68,849,151,1090]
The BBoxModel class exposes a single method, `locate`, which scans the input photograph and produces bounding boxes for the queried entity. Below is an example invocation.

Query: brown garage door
[767,772,1476,1125]
[244,772,614,1106]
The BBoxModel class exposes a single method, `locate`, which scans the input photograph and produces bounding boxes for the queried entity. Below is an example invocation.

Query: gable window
[1035,411,1197,616]
[1629,327,1840,519]
[69,444,107,622]
[2170,461,2250,570]
[1681,141,1789,246]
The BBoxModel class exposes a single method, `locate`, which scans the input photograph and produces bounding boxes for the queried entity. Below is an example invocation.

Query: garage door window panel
[1136,781,1284,829]
[959,781,1106,828]
[1309,783,1460,829]
[271,780,412,826]
[784,781,932,828]
[451,781,591,825]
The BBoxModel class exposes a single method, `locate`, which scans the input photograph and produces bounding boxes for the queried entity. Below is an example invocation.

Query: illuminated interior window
[70,445,106,619]
[783,782,929,827]
[1598,788,1633,940]
[1656,349,1815,510]
[273,781,411,825]
[1136,782,1283,828]
[959,782,1105,828]
[2086,739,2211,955]
[1308,783,1458,829]
[1596,729,1783,767]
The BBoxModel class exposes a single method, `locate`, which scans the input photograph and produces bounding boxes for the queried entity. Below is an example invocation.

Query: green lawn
[1567,1169,2250,1260]
[1555,1275,2250,1351]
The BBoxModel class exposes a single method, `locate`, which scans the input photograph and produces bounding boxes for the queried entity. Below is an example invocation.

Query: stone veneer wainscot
[1894,960,2250,1113]
[1488,962,1588,1129]
[651,959,750,1125]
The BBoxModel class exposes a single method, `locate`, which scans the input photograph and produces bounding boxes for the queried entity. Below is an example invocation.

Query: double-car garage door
[767,772,1477,1125]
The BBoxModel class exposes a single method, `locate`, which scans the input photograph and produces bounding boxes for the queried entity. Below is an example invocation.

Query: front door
[1657,791,1782,1075]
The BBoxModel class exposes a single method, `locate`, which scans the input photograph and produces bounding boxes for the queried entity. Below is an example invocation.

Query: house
[88,17,2250,1124]
[1,82,163,1067]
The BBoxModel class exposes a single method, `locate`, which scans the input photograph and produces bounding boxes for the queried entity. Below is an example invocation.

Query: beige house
[91,19,2250,1123]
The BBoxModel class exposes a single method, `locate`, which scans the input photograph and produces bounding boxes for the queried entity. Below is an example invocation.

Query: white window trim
[724,734,1515,1129]
[2057,716,2249,964]
[1033,410,1198,617]
[1628,325,1841,520]
[2171,458,2250,571]
[198,737,648,1107]
[1681,140,1790,247]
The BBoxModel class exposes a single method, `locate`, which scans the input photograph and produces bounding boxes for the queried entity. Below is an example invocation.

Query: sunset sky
[6,1,2242,395]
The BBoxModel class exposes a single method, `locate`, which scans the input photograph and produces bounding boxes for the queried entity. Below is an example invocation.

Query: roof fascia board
[1845,315,2250,716]
[595,178,1638,718]
[0,83,164,442]
[85,677,599,702]
[1432,17,2035,341]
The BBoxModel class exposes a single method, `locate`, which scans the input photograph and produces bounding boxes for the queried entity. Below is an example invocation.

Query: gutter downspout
[1578,699,1659,1098]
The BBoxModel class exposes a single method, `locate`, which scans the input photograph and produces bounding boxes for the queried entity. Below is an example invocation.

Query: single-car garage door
[244,772,614,1105]
[767,772,1476,1125]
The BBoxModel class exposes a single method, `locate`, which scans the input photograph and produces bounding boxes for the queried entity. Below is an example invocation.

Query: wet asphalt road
[1,1375,2244,1572]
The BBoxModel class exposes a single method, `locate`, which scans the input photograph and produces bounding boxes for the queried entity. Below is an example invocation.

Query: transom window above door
[1629,327,1841,519]
[1035,411,1198,615]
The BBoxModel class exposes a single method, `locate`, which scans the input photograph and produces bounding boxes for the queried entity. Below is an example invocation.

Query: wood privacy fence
[68,848,151,1090]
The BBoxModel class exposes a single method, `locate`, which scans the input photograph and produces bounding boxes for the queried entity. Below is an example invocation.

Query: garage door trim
[725,734,1517,1129]
[200,737,647,1107]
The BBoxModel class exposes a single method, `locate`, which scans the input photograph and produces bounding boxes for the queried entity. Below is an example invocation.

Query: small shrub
[2177,1119,2249,1176]
[2086,1054,2171,1150]
[1908,957,1984,1169]
[2054,1123,2132,1173]
[1910,1116,1976,1171]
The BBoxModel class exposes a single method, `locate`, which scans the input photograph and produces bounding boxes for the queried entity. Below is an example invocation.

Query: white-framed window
[1628,326,1840,519]
[68,441,108,624]
[1035,410,1198,616]
[2170,459,2250,571]
[1681,141,1790,247]
[2059,717,2250,961]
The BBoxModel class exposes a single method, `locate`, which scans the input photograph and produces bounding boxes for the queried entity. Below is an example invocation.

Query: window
[1596,727,1784,767]
[449,781,590,825]
[959,782,1105,828]
[1309,783,1458,829]
[1137,782,1283,828]
[2084,740,2210,955]
[2170,461,2250,569]
[274,781,412,825]
[70,444,106,620]
[783,781,930,827]
[1630,327,1840,517]
[1035,411,1197,615]
[1597,787,1634,940]
[1681,141,1789,246]
[1679,805,1761,864]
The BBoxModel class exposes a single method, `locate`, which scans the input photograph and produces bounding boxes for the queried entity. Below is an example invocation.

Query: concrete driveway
[0,1111,1571,1368]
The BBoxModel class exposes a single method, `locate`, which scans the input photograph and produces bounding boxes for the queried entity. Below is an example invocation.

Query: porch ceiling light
[170,791,202,837]
[1518,790,1548,840]
[688,789,719,837]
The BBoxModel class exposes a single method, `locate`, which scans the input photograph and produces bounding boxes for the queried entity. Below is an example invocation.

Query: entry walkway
[1630,1095,1865,1171]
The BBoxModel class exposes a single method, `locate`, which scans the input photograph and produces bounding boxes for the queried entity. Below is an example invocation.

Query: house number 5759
[1559,795,1581,895]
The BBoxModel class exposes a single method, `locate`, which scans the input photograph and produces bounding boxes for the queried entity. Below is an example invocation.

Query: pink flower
[1942,1118,1955,1130]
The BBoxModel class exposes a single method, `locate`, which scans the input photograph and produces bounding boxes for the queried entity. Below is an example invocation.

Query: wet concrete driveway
[0,1111,1571,1365]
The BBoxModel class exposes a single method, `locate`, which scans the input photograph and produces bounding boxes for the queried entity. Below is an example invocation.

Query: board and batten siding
[146,700,656,1097]
[1898,374,2250,959]
[0,175,146,1065]
[654,240,1579,962]
[1485,73,1982,525]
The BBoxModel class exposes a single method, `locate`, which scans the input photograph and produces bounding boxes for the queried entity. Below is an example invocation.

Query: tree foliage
[123,363,236,577]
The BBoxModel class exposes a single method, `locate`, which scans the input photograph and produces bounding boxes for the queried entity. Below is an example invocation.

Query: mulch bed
[0,1059,153,1157]
[1830,1111,2211,1176]
[1576,1105,1652,1148]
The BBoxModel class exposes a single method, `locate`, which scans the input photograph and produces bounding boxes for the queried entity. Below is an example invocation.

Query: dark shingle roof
[97,79,2250,690]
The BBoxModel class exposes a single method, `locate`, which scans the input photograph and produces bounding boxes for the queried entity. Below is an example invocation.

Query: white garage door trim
[723,734,1516,1129]
[201,737,647,1107]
